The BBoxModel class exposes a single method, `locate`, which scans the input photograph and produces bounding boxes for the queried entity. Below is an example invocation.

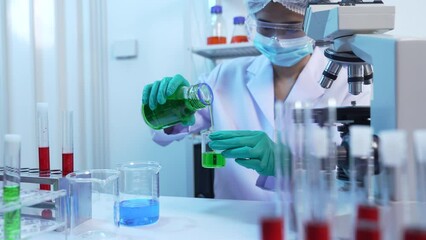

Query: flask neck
[186,83,213,110]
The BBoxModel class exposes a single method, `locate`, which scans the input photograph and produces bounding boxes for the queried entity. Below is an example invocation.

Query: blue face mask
[253,34,314,67]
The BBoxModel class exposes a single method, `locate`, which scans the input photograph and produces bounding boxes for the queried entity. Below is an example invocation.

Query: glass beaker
[201,129,226,168]
[66,169,120,240]
[118,162,161,226]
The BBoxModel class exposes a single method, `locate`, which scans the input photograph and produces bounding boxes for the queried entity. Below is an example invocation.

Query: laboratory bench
[34,196,275,240]
[31,195,353,240]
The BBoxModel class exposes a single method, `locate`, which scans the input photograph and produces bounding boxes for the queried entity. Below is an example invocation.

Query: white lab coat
[152,47,371,201]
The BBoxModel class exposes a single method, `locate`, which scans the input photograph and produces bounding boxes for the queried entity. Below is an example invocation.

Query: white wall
[106,0,194,197]
[386,0,426,37]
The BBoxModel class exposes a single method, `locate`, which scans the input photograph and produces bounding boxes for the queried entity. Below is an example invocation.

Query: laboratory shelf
[192,42,260,60]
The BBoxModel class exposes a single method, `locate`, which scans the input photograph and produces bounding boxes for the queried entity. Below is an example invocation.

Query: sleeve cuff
[256,175,276,191]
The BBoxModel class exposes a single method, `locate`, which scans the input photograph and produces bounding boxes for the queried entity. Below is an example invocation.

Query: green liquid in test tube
[201,106,226,168]
[3,135,22,240]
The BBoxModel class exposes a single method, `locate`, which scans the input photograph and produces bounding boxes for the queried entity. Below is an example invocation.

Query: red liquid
[305,221,330,240]
[207,36,227,45]
[38,147,51,190]
[356,222,381,240]
[261,217,283,240]
[404,228,426,240]
[231,35,249,43]
[357,204,379,223]
[62,153,74,176]
[41,209,53,219]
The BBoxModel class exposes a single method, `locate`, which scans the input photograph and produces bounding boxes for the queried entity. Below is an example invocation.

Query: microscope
[303,0,426,196]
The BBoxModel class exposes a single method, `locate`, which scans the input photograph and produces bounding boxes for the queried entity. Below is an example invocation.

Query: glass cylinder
[62,111,74,176]
[142,83,213,130]
[66,169,120,240]
[118,162,161,226]
[3,134,21,240]
[37,102,51,190]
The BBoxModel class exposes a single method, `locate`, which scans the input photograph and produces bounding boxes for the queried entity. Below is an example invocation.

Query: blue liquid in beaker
[119,198,159,226]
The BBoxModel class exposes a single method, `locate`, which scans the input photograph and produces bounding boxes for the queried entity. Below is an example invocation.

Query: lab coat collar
[247,55,275,130]
[246,47,327,130]
[286,47,327,104]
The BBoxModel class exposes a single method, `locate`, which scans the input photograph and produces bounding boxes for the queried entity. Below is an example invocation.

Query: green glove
[142,74,195,126]
[208,130,276,176]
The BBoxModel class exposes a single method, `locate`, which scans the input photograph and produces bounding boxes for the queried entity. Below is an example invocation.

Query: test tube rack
[0,168,73,239]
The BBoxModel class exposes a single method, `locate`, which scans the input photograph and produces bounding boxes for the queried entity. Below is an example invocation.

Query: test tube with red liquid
[37,103,51,190]
[303,105,331,240]
[62,111,74,176]
[380,130,409,240]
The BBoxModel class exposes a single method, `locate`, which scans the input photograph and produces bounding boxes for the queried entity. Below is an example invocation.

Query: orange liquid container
[207,5,227,45]
[230,16,248,44]
[231,35,249,43]
[207,36,227,45]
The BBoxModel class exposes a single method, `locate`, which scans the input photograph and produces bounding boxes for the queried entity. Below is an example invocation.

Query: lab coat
[152,47,371,201]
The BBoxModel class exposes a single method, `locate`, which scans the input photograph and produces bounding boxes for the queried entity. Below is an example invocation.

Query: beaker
[66,169,120,240]
[118,162,161,226]
[201,129,225,168]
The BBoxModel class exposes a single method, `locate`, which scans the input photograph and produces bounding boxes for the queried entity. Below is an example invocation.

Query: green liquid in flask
[142,100,196,130]
[3,185,21,240]
[202,152,226,168]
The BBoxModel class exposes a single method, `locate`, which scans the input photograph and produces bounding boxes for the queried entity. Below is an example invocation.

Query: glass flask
[142,83,213,130]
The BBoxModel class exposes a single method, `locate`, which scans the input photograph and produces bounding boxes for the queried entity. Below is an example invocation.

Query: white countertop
[31,196,277,240]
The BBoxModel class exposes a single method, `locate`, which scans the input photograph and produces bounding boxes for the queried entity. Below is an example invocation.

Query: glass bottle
[207,5,227,45]
[142,83,213,130]
[231,16,249,43]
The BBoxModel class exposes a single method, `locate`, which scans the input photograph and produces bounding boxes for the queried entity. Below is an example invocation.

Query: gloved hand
[142,74,195,126]
[208,130,276,176]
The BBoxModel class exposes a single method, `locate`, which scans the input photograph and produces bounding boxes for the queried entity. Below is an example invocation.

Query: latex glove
[208,130,276,176]
[142,74,195,126]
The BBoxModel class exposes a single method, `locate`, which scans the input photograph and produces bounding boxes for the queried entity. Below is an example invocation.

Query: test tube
[62,111,74,176]
[3,134,21,240]
[37,102,51,190]
[379,130,408,240]
[273,101,291,239]
[349,126,382,238]
[413,130,426,203]
[292,101,306,240]
[304,127,331,240]
[404,129,426,239]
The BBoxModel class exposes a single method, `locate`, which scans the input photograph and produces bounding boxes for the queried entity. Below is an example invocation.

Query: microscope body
[304,3,426,198]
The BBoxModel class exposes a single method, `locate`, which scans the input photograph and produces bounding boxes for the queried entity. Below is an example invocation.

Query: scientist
[142,0,371,201]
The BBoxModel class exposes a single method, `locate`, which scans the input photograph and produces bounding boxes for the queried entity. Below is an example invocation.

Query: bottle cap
[261,217,283,240]
[211,5,222,14]
[233,16,245,24]
[349,125,372,157]
[312,127,328,158]
[379,130,407,167]
[414,129,426,163]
